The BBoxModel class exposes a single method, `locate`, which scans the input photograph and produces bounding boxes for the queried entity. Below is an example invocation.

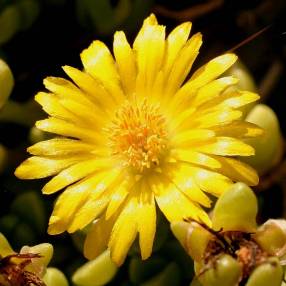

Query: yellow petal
[222,90,260,109]
[35,92,77,121]
[42,158,110,194]
[113,31,136,95]
[43,76,92,107]
[186,53,238,90]
[191,109,242,129]
[149,175,211,225]
[68,197,109,233]
[191,166,233,196]
[80,41,124,105]
[169,107,196,131]
[148,70,165,104]
[165,33,202,97]
[105,177,133,220]
[48,170,116,234]
[108,194,138,266]
[165,165,212,207]
[36,92,105,128]
[36,118,102,143]
[198,90,260,111]
[59,98,106,127]
[137,181,156,260]
[171,149,221,169]
[62,65,116,110]
[163,22,192,77]
[48,181,92,234]
[84,216,115,260]
[208,156,259,186]
[134,24,165,96]
[67,169,122,232]
[193,76,239,106]
[27,138,97,156]
[15,156,84,179]
[211,121,264,138]
[172,129,214,147]
[81,40,118,84]
[194,137,255,156]
[133,14,158,48]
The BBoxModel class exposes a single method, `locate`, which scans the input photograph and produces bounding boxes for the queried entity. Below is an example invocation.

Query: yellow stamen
[107,99,168,172]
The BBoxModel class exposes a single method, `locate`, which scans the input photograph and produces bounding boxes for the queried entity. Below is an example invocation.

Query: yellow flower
[15,14,262,265]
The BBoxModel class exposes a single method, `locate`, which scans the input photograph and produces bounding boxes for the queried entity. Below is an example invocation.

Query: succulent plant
[172,183,286,286]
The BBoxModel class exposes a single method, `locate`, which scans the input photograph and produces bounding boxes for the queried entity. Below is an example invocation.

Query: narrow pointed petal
[15,156,84,179]
[113,31,137,95]
[199,90,260,111]
[36,118,103,143]
[166,165,212,207]
[208,156,259,186]
[193,76,239,106]
[47,181,92,234]
[165,33,202,97]
[27,138,98,156]
[138,181,156,260]
[42,158,110,194]
[105,177,133,220]
[80,41,125,105]
[211,121,264,138]
[43,76,92,107]
[192,109,242,129]
[133,14,158,48]
[59,98,106,127]
[47,170,117,234]
[108,195,138,265]
[172,129,214,147]
[150,175,211,225]
[134,25,165,96]
[171,149,221,169]
[194,137,255,156]
[191,166,233,196]
[186,53,238,90]
[62,65,116,110]
[81,41,118,85]
[35,92,77,121]
[84,216,115,260]
[67,170,122,232]
[163,22,192,76]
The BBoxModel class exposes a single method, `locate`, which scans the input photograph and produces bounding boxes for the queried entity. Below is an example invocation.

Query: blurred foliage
[1,0,286,285]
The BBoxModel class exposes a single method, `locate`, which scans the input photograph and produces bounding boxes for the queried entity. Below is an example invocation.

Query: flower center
[107,100,168,173]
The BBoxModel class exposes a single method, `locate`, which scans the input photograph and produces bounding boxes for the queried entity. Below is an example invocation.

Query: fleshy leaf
[212,182,257,232]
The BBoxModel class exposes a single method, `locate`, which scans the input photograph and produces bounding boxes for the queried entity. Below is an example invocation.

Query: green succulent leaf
[253,219,286,255]
[0,58,14,108]
[212,182,257,232]
[140,262,182,286]
[198,254,242,286]
[243,104,283,175]
[43,267,69,286]
[72,250,118,286]
[246,257,283,286]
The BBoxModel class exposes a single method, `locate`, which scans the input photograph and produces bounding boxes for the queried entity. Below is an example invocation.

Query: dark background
[0,0,286,284]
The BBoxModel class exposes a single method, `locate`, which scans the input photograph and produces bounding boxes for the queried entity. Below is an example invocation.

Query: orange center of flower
[107,100,168,172]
